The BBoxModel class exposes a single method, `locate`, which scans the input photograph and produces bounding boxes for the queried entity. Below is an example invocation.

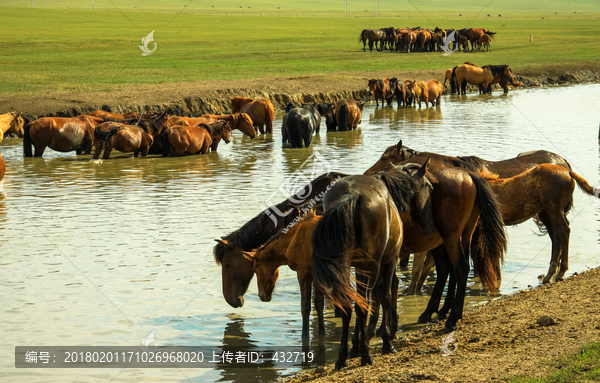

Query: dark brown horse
[162,120,231,157]
[364,145,508,332]
[23,115,104,157]
[368,78,397,107]
[230,97,275,134]
[312,168,419,369]
[329,100,364,132]
[482,65,522,94]
[92,111,169,159]
[241,209,326,339]
[365,140,572,295]
[213,172,347,309]
[359,29,387,52]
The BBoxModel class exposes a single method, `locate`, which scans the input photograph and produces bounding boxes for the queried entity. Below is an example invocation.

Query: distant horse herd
[360,27,496,53]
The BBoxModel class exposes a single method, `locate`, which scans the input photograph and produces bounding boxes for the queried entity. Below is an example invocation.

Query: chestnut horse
[443,69,453,90]
[92,111,170,159]
[241,209,326,339]
[368,78,397,107]
[213,172,347,309]
[312,169,412,369]
[23,115,104,157]
[168,113,256,150]
[230,97,274,134]
[451,64,495,95]
[414,80,442,108]
[0,112,25,142]
[463,28,496,51]
[332,100,364,131]
[162,120,231,157]
[483,65,522,94]
[86,110,145,121]
[478,34,492,52]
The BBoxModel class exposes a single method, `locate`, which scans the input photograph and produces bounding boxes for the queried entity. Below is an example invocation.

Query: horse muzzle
[259,293,272,302]
[226,295,245,308]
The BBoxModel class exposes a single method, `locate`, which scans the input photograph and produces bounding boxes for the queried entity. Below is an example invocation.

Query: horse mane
[373,166,416,214]
[478,168,499,180]
[201,120,228,137]
[456,155,486,166]
[213,199,292,265]
[255,209,318,253]
[484,65,509,77]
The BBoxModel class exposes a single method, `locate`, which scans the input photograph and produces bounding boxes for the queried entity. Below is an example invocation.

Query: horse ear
[215,238,232,248]
[417,157,431,177]
[396,140,403,152]
[241,251,255,262]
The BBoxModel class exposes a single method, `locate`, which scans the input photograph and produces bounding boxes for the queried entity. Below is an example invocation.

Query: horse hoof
[436,313,448,321]
[349,347,360,359]
[361,355,374,366]
[444,324,456,333]
[375,327,383,337]
[335,360,348,370]
[382,344,396,355]
[417,315,432,324]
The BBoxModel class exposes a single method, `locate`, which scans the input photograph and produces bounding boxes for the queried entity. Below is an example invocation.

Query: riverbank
[2,63,600,120]
[283,267,600,383]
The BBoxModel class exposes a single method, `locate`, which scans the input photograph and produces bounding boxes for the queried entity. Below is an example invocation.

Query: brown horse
[393,82,408,108]
[365,151,507,332]
[415,80,442,108]
[230,97,274,134]
[417,29,432,52]
[162,120,231,157]
[365,141,572,294]
[312,169,414,369]
[402,31,417,53]
[168,113,256,149]
[451,64,496,95]
[443,69,453,90]
[331,100,364,132]
[368,78,397,107]
[463,28,496,51]
[478,34,492,51]
[483,65,522,94]
[241,209,325,339]
[359,29,387,52]
[23,115,104,157]
[92,111,170,159]
[0,150,4,181]
[213,172,348,309]
[0,112,25,142]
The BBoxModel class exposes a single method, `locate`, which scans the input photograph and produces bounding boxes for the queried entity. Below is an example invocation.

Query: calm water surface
[1,84,599,382]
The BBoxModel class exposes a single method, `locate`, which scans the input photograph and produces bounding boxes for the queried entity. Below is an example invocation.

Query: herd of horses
[360,27,496,53]
[214,140,596,369]
[5,97,275,161]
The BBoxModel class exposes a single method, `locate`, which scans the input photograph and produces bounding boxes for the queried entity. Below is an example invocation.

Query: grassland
[0,1,599,97]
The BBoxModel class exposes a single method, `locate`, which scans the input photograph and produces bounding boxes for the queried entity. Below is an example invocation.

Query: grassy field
[508,342,600,382]
[0,1,599,96]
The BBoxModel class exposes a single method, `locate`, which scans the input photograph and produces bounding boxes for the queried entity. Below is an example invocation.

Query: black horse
[283,104,321,148]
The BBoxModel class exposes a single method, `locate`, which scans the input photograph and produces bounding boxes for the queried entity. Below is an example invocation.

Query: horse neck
[0,115,15,134]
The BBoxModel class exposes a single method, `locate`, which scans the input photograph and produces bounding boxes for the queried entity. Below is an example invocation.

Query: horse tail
[95,124,122,142]
[359,29,366,43]
[265,102,275,134]
[23,122,33,157]
[450,66,457,94]
[570,170,595,196]
[288,112,303,148]
[311,191,368,313]
[338,102,349,131]
[470,174,507,292]
[162,131,171,157]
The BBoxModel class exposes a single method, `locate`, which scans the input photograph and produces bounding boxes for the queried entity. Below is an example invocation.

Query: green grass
[0,1,599,96]
[508,342,600,383]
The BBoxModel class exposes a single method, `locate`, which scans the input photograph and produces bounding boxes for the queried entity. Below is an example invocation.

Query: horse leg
[417,245,450,324]
[444,244,470,333]
[313,282,326,336]
[257,124,265,135]
[407,251,427,295]
[437,271,456,321]
[378,259,397,354]
[298,274,313,339]
[555,216,570,281]
[366,280,380,341]
[335,303,352,370]
[134,151,139,158]
[416,251,435,293]
[355,272,373,366]
[33,145,46,157]
[93,142,103,159]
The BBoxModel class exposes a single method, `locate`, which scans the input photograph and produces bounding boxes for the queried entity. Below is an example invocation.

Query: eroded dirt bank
[1,63,600,120]
[283,267,600,383]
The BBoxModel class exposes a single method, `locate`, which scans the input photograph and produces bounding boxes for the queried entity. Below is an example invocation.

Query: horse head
[367,79,378,94]
[232,113,256,139]
[241,249,279,302]
[220,121,232,144]
[10,112,25,138]
[399,159,436,235]
[214,238,254,308]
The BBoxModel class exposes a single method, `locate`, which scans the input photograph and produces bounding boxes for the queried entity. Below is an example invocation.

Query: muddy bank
[283,267,600,383]
[2,64,600,120]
